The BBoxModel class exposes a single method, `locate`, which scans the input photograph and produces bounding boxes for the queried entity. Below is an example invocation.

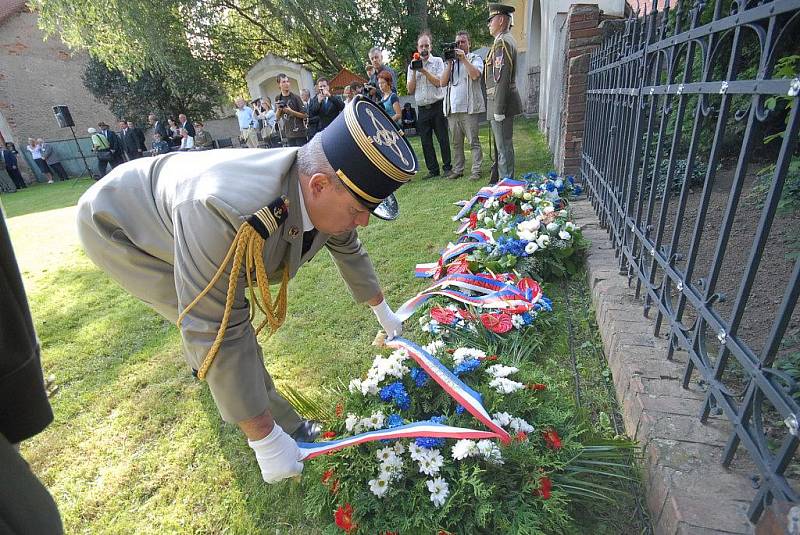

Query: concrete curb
[572,199,757,535]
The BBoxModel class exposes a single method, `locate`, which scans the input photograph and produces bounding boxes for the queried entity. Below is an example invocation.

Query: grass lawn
[8,119,649,534]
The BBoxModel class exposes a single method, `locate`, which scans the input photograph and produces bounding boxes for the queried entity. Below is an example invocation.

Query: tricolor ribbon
[297,337,511,460]
[414,240,486,278]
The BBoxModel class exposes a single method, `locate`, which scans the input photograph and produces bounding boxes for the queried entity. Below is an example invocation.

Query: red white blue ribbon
[296,337,511,460]
[415,233,492,279]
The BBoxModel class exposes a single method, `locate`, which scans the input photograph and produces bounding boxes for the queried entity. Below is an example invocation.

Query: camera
[442,42,458,61]
[410,52,423,70]
[277,101,287,109]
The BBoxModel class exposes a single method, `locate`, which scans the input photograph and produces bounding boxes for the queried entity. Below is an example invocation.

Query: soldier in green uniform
[76,96,417,484]
[485,2,523,181]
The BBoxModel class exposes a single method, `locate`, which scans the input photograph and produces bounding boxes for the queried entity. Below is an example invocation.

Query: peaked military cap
[488,2,515,21]
[318,94,417,220]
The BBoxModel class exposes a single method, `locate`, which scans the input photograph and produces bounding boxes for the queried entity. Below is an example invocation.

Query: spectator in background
[378,70,401,125]
[300,89,311,111]
[1,144,26,190]
[98,122,124,167]
[26,138,55,183]
[367,46,397,93]
[350,81,365,100]
[401,103,417,132]
[407,32,452,179]
[88,127,113,178]
[179,128,194,151]
[38,138,69,181]
[235,97,259,148]
[342,84,354,104]
[148,114,169,140]
[166,118,181,147]
[275,73,308,147]
[119,120,143,161]
[127,121,147,155]
[439,30,485,180]
[256,97,277,147]
[306,77,345,139]
[178,113,195,138]
[151,132,170,155]
[193,121,214,149]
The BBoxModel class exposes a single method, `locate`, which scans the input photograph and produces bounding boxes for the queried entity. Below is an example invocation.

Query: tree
[32,0,491,101]
[82,57,223,125]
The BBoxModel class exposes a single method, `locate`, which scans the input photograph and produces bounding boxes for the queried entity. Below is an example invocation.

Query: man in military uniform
[485,3,523,181]
[77,96,417,484]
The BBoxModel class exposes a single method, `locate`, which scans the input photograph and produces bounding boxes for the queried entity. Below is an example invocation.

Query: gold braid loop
[177,196,290,380]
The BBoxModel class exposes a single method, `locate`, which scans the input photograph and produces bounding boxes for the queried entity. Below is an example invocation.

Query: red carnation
[515,431,528,442]
[322,469,334,484]
[543,429,562,450]
[469,212,478,229]
[322,431,337,440]
[431,306,457,325]
[335,503,356,533]
[503,203,516,214]
[478,354,498,361]
[480,312,513,334]
[335,402,344,418]
[527,383,547,391]
[535,477,552,500]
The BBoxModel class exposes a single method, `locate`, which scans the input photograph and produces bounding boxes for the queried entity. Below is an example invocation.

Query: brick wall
[0,9,115,180]
[557,4,602,177]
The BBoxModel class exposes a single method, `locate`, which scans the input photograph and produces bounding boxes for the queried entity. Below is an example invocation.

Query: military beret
[318,95,417,220]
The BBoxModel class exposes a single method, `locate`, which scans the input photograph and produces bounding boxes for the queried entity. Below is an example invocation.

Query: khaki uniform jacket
[485,31,523,119]
[76,148,381,423]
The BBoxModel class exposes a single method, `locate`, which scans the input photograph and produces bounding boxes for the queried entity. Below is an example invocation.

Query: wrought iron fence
[581,0,800,522]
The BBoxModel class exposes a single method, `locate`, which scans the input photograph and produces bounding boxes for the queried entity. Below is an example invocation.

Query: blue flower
[387,414,404,428]
[521,311,534,325]
[455,404,466,415]
[496,237,528,257]
[536,296,553,312]
[545,181,556,192]
[548,171,558,179]
[415,437,446,449]
[380,381,411,410]
[567,175,575,185]
[430,415,447,424]
[454,358,481,376]
[409,367,429,387]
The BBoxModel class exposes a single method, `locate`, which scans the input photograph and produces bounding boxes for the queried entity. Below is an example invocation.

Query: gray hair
[296,134,336,180]
[368,46,382,57]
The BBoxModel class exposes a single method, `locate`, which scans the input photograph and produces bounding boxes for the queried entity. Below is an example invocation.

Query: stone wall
[0,9,116,180]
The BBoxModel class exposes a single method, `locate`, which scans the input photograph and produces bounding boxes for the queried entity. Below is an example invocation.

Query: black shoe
[291,420,322,442]
[423,171,440,180]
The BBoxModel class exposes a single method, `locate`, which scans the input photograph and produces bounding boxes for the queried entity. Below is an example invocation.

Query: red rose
[543,429,562,450]
[503,203,516,214]
[469,212,478,229]
[535,477,552,500]
[335,503,355,533]
[481,312,513,334]
[322,469,334,484]
[431,306,457,325]
[322,431,337,439]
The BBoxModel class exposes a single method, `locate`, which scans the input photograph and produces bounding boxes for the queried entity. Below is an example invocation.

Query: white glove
[371,299,403,340]
[248,423,304,483]
[494,114,505,122]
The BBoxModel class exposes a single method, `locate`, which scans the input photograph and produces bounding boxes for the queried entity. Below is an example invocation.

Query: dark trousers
[5,166,26,189]
[416,99,451,175]
[285,137,306,147]
[49,162,69,181]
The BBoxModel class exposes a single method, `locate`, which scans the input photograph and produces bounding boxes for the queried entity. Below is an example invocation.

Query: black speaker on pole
[52,105,75,128]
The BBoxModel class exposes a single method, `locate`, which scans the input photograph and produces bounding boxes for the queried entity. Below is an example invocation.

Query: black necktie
[302,229,318,256]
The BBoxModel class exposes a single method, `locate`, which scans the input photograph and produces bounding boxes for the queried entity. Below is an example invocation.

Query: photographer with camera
[275,73,308,147]
[439,30,485,181]
[307,77,345,139]
[406,32,452,180]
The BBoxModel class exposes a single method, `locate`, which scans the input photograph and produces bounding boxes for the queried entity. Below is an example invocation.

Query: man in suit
[148,114,170,142]
[178,114,196,138]
[76,96,417,484]
[486,3,523,182]
[98,122,124,167]
[1,144,26,190]
[128,121,147,155]
[306,77,345,139]
[119,120,143,161]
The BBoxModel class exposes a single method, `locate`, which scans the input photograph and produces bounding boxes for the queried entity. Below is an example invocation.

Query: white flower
[559,230,571,240]
[491,411,512,427]
[510,417,535,433]
[536,234,551,249]
[512,186,525,197]
[423,340,445,355]
[348,378,363,394]
[511,314,525,328]
[543,205,555,214]
[523,192,533,200]
[452,347,485,365]
[529,218,541,230]
[426,477,450,507]
[417,449,444,476]
[521,202,533,212]
[525,242,539,255]
[369,474,391,497]
[368,411,385,429]
[376,446,397,463]
[381,455,404,477]
[408,442,426,462]
[361,379,379,396]
[565,221,577,231]
[345,413,360,433]
[489,377,525,394]
[393,442,406,456]
[451,439,478,460]
[546,222,559,232]
[476,440,504,465]
[483,216,493,226]
[486,364,519,378]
